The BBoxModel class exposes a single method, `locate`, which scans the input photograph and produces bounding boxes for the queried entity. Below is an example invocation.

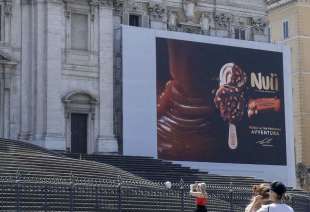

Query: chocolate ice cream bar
[214,63,247,124]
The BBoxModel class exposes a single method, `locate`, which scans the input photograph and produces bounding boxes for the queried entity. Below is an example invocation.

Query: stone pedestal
[97,136,118,153]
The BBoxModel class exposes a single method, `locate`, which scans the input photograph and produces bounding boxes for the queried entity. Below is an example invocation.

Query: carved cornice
[111,0,267,38]
[200,12,211,32]
[3,0,12,16]
[147,2,166,22]
[249,17,267,33]
[99,0,113,8]
[214,13,232,29]
[89,0,100,6]
[47,0,64,5]
[180,22,201,34]
[63,0,72,18]
[182,0,198,23]
[265,0,295,5]
[89,0,100,21]
[123,0,148,15]
[167,10,178,31]
[265,0,297,11]
[113,0,124,15]
[21,0,31,5]
[63,0,106,20]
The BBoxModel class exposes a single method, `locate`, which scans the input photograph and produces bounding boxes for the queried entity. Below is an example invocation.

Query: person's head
[198,183,207,192]
[269,181,287,202]
[198,183,207,198]
[251,183,270,205]
[252,183,270,199]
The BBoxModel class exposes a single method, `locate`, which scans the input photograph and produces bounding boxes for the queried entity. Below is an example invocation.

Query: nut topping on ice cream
[214,63,247,124]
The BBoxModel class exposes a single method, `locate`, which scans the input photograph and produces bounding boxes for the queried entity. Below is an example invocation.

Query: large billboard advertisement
[156,38,286,165]
[122,26,295,186]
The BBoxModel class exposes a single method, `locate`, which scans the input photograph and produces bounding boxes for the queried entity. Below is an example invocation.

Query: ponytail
[281,194,290,202]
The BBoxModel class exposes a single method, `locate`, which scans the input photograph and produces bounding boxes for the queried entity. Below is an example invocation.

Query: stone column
[96,1,118,153]
[11,0,21,49]
[3,65,13,138]
[0,63,16,138]
[0,65,11,138]
[0,68,4,137]
[32,0,47,146]
[10,0,21,140]
[44,0,66,150]
[18,0,33,140]
[0,64,13,138]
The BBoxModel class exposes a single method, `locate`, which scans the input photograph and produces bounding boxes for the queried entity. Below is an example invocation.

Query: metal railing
[0,174,309,212]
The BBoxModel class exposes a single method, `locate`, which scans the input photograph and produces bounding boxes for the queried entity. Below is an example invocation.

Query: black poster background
[156,38,287,165]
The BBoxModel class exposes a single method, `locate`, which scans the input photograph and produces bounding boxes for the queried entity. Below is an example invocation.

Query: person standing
[256,181,294,212]
[245,183,271,212]
[190,182,208,212]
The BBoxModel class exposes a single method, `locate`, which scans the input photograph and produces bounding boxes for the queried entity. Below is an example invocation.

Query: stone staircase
[0,138,238,211]
[0,138,308,211]
[63,153,310,211]
[64,153,265,187]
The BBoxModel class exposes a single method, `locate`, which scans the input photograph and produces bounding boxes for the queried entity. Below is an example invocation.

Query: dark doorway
[71,113,88,154]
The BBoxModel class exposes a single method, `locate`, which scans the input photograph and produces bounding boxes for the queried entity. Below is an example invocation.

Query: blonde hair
[247,183,270,211]
[198,183,208,198]
[252,183,270,199]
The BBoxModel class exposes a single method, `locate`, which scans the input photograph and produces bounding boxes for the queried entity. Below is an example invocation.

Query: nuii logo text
[250,72,279,91]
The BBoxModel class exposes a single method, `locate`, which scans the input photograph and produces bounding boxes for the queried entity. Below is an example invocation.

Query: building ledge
[265,0,296,11]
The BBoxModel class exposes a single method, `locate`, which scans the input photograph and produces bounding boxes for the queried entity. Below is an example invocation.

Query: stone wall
[0,0,268,154]
[0,0,118,153]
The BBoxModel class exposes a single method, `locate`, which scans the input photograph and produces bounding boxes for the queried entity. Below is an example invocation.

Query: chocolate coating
[214,63,247,124]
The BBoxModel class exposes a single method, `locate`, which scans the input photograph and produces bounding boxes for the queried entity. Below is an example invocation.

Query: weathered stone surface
[0,0,268,154]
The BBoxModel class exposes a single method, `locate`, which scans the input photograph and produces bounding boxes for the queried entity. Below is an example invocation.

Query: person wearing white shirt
[245,183,270,212]
[256,181,294,212]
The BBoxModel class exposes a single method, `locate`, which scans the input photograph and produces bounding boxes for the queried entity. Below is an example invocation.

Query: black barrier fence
[0,174,309,212]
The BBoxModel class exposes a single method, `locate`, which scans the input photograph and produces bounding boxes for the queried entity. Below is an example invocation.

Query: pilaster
[97,1,118,153]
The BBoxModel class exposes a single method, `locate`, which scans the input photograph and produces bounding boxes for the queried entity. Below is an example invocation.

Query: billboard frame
[122,25,296,187]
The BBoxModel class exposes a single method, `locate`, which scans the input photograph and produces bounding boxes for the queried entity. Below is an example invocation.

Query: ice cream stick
[228,123,238,150]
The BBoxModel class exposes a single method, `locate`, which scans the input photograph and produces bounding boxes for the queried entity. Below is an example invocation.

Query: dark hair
[270,181,287,199]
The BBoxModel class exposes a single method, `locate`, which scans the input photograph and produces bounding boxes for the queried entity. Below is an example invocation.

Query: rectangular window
[71,13,88,50]
[240,29,246,40]
[235,28,246,40]
[129,14,141,27]
[283,20,289,39]
[234,28,240,39]
[268,26,271,42]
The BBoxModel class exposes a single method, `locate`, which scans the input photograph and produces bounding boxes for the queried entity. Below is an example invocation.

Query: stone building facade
[0,0,268,154]
[266,0,310,190]
[1,0,117,154]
